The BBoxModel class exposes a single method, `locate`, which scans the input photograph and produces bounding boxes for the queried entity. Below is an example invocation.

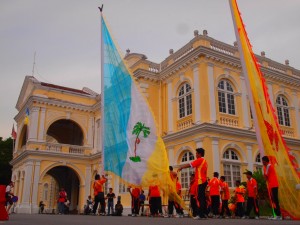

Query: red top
[131,188,140,199]
[93,179,106,196]
[263,163,279,188]
[247,178,257,198]
[190,179,197,196]
[220,181,230,200]
[58,191,67,203]
[190,158,207,185]
[207,177,221,196]
[149,185,160,197]
[235,186,245,202]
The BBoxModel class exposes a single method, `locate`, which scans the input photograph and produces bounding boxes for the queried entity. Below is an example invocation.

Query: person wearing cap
[244,171,259,219]
[206,172,221,218]
[178,148,208,219]
[262,156,281,220]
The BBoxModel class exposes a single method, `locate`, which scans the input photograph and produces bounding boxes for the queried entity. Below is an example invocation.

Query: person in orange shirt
[234,180,245,218]
[189,173,199,217]
[262,156,281,220]
[148,184,161,216]
[206,172,221,218]
[220,176,231,218]
[173,178,184,217]
[178,148,208,219]
[244,171,259,219]
[92,174,107,215]
[128,186,140,217]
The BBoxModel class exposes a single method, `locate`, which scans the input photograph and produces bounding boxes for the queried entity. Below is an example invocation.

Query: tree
[130,122,150,162]
[0,137,13,185]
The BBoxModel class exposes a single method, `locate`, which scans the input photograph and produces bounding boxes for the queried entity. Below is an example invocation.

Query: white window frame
[179,151,195,189]
[276,95,291,127]
[222,149,241,188]
[218,80,236,115]
[178,83,192,119]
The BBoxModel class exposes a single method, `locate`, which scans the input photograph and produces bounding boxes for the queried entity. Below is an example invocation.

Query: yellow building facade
[11,30,300,213]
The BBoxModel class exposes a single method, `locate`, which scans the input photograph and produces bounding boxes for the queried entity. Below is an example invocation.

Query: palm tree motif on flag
[130,122,150,162]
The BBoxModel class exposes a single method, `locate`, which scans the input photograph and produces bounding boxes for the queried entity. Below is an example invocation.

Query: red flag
[11,124,17,140]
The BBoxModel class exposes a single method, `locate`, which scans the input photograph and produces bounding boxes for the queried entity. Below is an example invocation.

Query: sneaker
[174,214,180,218]
[272,216,282,220]
[193,216,200,220]
[255,216,259,220]
[241,216,246,219]
[225,216,230,219]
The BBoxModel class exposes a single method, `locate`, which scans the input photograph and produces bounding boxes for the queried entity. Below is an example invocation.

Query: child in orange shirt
[234,180,245,218]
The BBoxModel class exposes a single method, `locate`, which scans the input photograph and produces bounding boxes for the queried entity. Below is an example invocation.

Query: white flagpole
[228,0,265,156]
[98,5,105,176]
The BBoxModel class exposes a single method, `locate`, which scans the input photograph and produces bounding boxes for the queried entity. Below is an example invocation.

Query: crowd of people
[4,148,282,220]
[85,148,282,220]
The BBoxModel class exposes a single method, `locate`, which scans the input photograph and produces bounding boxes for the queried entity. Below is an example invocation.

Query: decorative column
[38,107,46,142]
[292,92,300,138]
[167,147,175,166]
[28,107,40,142]
[212,138,220,173]
[192,63,201,124]
[194,138,203,149]
[19,161,33,213]
[167,80,173,133]
[87,116,94,147]
[240,75,250,128]
[247,145,253,171]
[267,82,275,106]
[208,63,217,123]
[31,161,41,213]
[84,166,91,203]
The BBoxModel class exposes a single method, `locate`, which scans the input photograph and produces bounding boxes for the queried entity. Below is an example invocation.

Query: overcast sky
[0,0,299,139]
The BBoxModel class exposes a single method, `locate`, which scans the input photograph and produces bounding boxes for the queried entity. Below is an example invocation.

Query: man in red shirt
[57,187,67,214]
[129,186,140,216]
[178,148,208,219]
[262,156,281,220]
[220,176,231,218]
[206,172,221,218]
[244,171,259,219]
[92,174,107,215]
[189,173,199,217]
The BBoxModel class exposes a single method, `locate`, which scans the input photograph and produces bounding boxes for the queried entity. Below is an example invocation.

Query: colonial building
[11,29,300,213]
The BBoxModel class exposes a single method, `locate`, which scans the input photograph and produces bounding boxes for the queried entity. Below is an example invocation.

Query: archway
[46,119,84,146]
[41,166,80,213]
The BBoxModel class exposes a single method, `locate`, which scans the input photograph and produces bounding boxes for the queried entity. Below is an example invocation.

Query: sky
[0,0,300,139]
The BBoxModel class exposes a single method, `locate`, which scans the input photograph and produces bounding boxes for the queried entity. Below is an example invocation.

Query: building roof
[40,82,91,95]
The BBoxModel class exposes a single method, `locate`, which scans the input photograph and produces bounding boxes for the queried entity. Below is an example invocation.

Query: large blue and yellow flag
[229,0,300,219]
[101,14,183,206]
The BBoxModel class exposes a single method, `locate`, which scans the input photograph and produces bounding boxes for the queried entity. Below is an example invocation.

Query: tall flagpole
[98,5,105,176]
[228,0,265,156]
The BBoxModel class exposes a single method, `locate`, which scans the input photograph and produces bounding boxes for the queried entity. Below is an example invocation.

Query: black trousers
[139,201,144,215]
[245,197,259,217]
[271,187,281,216]
[197,182,208,218]
[220,200,231,217]
[236,202,244,217]
[149,197,161,215]
[190,195,199,217]
[131,197,139,215]
[211,195,220,215]
[93,192,105,214]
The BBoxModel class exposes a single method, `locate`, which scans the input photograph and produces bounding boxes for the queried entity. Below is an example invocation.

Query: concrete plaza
[1,214,299,225]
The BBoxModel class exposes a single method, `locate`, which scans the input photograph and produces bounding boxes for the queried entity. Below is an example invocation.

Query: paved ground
[0,214,299,225]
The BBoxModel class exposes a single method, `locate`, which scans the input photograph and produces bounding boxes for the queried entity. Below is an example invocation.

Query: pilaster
[292,92,300,138]
[247,145,253,171]
[212,138,220,173]
[28,107,39,142]
[208,63,217,123]
[31,161,41,213]
[240,75,250,128]
[192,64,201,124]
[38,107,46,142]
[167,80,173,133]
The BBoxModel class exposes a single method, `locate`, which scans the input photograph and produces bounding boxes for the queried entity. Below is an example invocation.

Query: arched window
[178,83,192,118]
[180,151,195,189]
[218,80,235,115]
[276,95,290,126]
[43,183,48,201]
[223,149,241,187]
[255,153,263,172]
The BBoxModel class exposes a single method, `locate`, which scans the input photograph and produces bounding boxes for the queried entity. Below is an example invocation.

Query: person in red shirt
[206,172,221,218]
[128,186,140,216]
[166,166,177,218]
[57,187,67,214]
[189,173,199,217]
[178,148,208,219]
[92,174,107,215]
[173,178,184,217]
[148,184,161,217]
[220,176,231,218]
[262,156,281,220]
[234,180,245,218]
[244,171,259,219]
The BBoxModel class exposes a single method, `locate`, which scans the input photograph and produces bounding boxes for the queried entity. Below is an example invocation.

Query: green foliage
[132,122,150,138]
[252,169,269,200]
[0,137,13,184]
